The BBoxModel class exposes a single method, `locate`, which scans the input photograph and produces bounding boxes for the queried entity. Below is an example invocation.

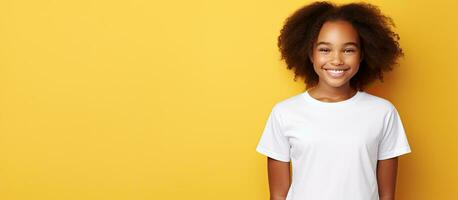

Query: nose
[330,52,343,66]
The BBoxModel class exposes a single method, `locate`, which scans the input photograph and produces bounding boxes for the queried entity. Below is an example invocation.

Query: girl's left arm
[376,157,398,200]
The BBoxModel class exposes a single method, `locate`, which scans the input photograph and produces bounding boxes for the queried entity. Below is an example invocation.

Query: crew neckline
[303,90,363,106]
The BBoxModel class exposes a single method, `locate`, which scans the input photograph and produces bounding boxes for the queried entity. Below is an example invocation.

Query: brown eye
[344,49,356,53]
[319,48,330,53]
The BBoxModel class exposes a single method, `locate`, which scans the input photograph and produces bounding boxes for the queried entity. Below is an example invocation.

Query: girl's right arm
[267,157,291,200]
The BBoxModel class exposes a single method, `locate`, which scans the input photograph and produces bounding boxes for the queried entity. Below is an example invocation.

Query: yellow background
[1,0,457,199]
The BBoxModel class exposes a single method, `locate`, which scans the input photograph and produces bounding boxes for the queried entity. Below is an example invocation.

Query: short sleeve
[255,104,291,162]
[378,105,412,160]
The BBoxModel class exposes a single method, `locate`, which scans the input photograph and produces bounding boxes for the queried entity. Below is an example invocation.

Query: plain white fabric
[256,90,411,200]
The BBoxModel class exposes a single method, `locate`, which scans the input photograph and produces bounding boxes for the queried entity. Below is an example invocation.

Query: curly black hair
[278,1,404,90]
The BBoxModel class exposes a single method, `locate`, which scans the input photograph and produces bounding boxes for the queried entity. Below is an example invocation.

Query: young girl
[256,2,411,200]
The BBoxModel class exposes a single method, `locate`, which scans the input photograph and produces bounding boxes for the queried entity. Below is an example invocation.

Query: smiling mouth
[323,68,349,78]
[323,68,350,72]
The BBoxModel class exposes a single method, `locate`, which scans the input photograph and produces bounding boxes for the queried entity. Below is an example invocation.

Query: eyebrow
[316,41,359,47]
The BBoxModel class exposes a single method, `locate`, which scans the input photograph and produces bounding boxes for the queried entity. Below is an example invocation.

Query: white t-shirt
[256,90,411,200]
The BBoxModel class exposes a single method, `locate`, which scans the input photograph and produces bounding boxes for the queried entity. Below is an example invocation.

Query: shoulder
[269,92,306,116]
[270,91,398,115]
[359,91,397,113]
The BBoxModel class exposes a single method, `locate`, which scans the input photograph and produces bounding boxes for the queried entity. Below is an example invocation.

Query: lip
[323,68,350,71]
[324,68,349,78]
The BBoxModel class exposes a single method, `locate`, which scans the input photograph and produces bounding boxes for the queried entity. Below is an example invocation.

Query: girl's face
[309,20,362,90]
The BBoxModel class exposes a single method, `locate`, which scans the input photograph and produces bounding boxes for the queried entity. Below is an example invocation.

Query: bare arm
[377,157,398,200]
[267,157,291,200]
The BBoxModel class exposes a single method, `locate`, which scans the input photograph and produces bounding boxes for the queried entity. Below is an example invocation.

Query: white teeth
[327,69,345,72]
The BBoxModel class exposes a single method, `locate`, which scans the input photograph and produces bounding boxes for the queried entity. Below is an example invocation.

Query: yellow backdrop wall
[1,0,457,199]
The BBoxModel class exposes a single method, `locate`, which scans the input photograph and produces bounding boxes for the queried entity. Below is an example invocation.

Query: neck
[308,82,357,102]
